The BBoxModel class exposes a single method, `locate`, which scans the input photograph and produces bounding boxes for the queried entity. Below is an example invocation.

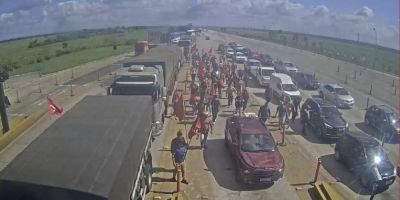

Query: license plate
[260,178,271,182]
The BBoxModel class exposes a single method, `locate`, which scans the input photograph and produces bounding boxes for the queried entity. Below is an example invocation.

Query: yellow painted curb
[0,109,46,152]
[314,181,344,200]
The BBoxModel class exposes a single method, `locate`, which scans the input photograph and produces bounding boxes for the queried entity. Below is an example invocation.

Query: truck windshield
[282,84,298,91]
[112,86,155,96]
[241,134,275,152]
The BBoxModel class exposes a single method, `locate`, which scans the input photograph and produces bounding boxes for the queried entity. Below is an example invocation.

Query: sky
[0,0,398,49]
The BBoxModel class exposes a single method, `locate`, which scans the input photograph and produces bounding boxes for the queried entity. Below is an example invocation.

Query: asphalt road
[206,31,398,200]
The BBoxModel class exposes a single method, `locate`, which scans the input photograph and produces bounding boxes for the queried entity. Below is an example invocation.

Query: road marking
[9,113,27,117]
[56,89,67,96]
[38,99,46,106]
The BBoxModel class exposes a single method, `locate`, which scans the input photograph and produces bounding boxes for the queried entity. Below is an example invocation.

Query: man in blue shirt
[171,131,188,184]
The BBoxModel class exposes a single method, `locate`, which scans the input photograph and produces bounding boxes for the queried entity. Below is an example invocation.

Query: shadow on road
[203,139,275,191]
[286,119,336,145]
[319,154,371,195]
[355,122,398,144]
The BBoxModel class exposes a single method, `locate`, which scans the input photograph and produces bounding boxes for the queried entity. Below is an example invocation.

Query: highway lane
[212,31,398,110]
[206,32,398,199]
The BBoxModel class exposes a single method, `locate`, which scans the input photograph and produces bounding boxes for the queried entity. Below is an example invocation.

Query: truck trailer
[0,96,154,200]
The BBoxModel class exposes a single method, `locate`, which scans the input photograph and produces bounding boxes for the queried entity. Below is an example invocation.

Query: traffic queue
[182,41,398,193]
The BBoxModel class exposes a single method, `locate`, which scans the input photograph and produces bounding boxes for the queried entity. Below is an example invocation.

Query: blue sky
[0,0,398,48]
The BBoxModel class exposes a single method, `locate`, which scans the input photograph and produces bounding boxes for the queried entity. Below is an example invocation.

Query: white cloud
[313,5,329,17]
[355,6,374,18]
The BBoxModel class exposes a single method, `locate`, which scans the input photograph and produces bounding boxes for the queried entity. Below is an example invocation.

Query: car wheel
[234,161,242,183]
[360,176,377,192]
[364,117,370,126]
[319,91,324,99]
[334,149,341,162]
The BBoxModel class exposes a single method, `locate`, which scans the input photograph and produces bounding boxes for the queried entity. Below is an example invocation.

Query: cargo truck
[107,45,182,136]
[0,96,154,200]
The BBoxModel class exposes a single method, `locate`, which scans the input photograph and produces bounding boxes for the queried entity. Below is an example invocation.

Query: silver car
[319,84,354,108]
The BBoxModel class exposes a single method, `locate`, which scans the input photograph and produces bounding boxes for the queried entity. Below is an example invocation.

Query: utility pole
[0,70,10,133]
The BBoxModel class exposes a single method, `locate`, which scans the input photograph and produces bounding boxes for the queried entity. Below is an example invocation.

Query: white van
[270,73,301,101]
[255,66,275,87]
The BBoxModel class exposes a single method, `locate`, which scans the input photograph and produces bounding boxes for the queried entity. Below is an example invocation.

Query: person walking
[275,103,286,130]
[211,95,221,123]
[242,89,249,112]
[200,112,213,149]
[291,103,298,123]
[226,85,236,106]
[170,130,189,184]
[300,105,310,135]
[258,102,271,125]
[235,94,243,116]
[264,85,271,104]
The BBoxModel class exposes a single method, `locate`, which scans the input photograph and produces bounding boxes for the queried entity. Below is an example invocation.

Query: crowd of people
[170,45,303,184]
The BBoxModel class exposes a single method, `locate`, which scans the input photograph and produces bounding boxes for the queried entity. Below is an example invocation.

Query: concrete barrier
[314,181,344,200]
[0,109,46,151]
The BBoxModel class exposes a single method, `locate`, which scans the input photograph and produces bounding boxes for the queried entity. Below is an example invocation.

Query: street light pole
[372,27,378,68]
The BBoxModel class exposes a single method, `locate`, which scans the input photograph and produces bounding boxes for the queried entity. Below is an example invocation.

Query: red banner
[47,96,63,115]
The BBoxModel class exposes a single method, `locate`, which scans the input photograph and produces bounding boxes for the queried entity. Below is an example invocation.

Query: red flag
[47,96,63,115]
[188,117,202,139]
[175,94,185,121]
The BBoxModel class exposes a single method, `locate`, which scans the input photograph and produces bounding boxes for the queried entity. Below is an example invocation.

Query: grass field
[216,27,398,76]
[0,27,162,75]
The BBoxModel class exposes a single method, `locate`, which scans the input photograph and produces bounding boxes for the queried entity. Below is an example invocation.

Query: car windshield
[236,52,244,56]
[241,134,275,152]
[248,61,261,66]
[335,88,349,95]
[303,74,314,80]
[282,84,298,91]
[321,106,340,116]
[261,69,274,76]
[284,63,294,67]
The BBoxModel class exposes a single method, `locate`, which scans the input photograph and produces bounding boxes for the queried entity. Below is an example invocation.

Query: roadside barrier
[310,158,322,184]
[0,109,46,152]
[176,164,182,192]
[70,85,74,96]
[313,181,344,200]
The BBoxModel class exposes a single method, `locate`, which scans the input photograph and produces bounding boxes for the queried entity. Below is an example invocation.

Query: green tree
[62,42,68,49]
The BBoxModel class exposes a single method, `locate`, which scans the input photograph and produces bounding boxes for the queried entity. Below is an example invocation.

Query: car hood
[283,90,300,96]
[240,149,283,169]
[323,115,347,127]
[337,95,354,101]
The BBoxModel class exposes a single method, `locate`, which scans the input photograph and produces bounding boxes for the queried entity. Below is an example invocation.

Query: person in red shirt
[199,112,213,149]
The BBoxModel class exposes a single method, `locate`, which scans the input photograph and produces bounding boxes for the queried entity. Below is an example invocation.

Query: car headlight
[373,156,381,164]
[243,169,250,174]
[324,123,333,129]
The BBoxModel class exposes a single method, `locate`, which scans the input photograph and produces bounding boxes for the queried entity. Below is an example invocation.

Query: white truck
[254,66,275,87]
[270,73,301,102]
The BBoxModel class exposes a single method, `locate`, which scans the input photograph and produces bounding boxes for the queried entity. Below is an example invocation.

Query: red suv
[224,116,284,184]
